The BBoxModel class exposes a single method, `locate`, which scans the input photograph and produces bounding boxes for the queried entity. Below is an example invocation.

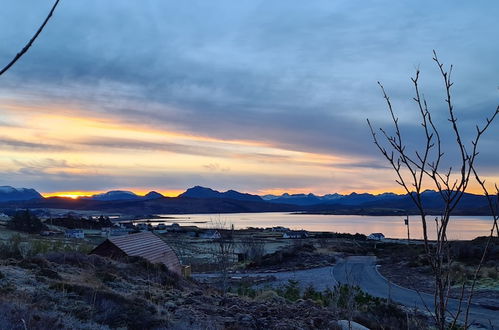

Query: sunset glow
[0,1,496,197]
[42,192,95,199]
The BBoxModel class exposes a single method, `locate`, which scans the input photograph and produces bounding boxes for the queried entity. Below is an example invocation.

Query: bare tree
[0,0,61,76]
[367,51,498,329]
[210,217,235,297]
[239,236,265,263]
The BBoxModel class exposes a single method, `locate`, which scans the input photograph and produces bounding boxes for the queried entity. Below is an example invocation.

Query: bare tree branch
[0,0,61,76]
[367,52,498,329]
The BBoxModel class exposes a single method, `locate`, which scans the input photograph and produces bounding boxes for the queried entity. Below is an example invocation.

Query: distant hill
[89,190,140,201]
[143,191,164,200]
[0,195,297,215]
[262,193,323,206]
[262,190,492,215]
[264,191,410,206]
[305,190,491,215]
[0,186,43,202]
[85,190,165,201]
[180,186,263,202]
[0,185,492,216]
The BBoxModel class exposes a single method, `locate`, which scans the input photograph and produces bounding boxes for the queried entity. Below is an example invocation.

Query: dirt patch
[245,243,337,271]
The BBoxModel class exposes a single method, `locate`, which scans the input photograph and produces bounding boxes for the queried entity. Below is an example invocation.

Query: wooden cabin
[90,231,181,275]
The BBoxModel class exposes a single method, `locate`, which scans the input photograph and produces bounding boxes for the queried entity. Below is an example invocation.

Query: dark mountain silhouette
[262,193,323,206]
[180,186,263,202]
[0,186,491,215]
[307,190,491,215]
[263,191,403,206]
[0,186,43,202]
[83,190,164,201]
[0,195,297,215]
[143,191,164,200]
[88,190,140,201]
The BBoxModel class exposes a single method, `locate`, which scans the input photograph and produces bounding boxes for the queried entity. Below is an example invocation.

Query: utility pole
[404,215,410,245]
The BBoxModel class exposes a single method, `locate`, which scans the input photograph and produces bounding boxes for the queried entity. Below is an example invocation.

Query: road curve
[333,256,498,329]
[193,257,497,328]
[193,266,338,291]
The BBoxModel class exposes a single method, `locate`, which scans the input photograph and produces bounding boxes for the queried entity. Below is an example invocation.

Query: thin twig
[0,0,61,76]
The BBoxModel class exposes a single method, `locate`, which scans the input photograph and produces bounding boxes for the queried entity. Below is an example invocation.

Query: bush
[47,281,165,328]
[0,237,95,261]
[7,210,47,233]
[303,285,322,302]
[37,268,62,280]
[276,280,301,302]
[254,290,286,303]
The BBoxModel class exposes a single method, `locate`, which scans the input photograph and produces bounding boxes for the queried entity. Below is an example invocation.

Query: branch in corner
[0,0,61,76]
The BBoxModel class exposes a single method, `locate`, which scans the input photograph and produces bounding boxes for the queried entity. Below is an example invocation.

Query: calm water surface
[151,212,493,240]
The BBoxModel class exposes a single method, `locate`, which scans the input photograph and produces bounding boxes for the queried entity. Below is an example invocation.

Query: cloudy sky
[0,0,497,197]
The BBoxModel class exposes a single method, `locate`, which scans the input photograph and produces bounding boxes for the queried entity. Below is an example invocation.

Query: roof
[105,231,181,274]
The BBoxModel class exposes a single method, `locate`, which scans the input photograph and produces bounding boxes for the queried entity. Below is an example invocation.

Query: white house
[200,230,221,239]
[367,233,385,241]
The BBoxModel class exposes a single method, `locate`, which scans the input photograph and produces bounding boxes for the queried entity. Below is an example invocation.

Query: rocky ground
[244,243,337,272]
[0,251,430,329]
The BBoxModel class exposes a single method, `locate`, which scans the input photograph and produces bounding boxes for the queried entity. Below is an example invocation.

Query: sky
[0,0,497,197]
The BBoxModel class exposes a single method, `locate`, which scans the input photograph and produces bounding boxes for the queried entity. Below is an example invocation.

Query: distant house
[200,230,221,239]
[90,231,181,275]
[367,233,385,241]
[65,229,84,239]
[283,230,309,239]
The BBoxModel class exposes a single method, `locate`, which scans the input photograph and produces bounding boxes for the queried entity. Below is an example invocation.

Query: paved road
[193,266,338,291]
[333,256,498,329]
[193,257,498,328]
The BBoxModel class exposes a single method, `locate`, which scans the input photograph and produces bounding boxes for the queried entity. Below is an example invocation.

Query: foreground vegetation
[0,237,433,329]
[376,238,499,306]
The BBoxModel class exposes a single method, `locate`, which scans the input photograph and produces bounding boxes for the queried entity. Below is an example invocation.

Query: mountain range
[0,185,493,215]
[0,186,43,202]
[179,186,263,202]
[85,190,164,201]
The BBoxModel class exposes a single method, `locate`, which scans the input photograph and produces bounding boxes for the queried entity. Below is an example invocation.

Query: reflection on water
[150,212,493,240]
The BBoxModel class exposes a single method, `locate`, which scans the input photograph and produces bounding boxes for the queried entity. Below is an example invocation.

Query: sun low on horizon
[42,190,184,199]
